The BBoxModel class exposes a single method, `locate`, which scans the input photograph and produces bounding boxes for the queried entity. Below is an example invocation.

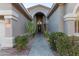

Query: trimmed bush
[48,32,58,50]
[49,32,79,56]
[49,32,71,55]
[15,35,28,51]
[68,36,79,56]
[55,33,71,55]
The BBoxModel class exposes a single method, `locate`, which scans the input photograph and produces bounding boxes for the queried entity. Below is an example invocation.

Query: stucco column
[57,3,64,32]
[43,16,45,32]
[1,15,15,48]
[64,13,77,36]
[45,17,48,31]
[4,16,12,37]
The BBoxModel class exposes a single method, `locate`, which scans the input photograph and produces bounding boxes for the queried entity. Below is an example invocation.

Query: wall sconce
[37,20,42,25]
[5,19,11,28]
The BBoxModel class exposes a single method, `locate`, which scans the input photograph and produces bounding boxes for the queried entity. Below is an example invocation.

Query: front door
[37,24,42,33]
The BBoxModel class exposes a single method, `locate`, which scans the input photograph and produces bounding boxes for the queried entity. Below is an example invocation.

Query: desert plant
[25,21,36,36]
[15,35,28,51]
[44,30,49,38]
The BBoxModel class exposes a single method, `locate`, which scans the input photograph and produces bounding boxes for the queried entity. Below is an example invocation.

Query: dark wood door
[37,24,42,32]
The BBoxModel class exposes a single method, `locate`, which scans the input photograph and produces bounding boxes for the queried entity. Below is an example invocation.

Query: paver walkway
[28,33,54,56]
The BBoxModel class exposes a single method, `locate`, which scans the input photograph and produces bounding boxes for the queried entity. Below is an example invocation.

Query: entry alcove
[34,12,47,33]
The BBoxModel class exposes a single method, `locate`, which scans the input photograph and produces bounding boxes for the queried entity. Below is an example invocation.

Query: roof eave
[12,3,32,21]
[27,4,50,11]
[47,3,58,18]
[47,3,65,18]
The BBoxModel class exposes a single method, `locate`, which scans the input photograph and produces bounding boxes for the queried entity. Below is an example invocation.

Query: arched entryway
[34,12,47,33]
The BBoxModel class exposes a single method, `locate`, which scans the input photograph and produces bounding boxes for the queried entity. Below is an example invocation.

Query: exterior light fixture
[37,20,42,25]
[5,19,11,28]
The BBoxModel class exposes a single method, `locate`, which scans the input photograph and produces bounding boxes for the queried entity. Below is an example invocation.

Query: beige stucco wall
[0,3,14,37]
[48,4,65,33]
[0,3,12,10]
[64,3,76,14]
[0,3,13,48]
[0,3,13,37]
[11,6,29,37]
[64,4,77,35]
[64,20,75,35]
[0,3,30,48]
[48,3,78,35]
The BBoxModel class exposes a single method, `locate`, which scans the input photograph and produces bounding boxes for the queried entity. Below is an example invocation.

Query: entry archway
[34,12,47,33]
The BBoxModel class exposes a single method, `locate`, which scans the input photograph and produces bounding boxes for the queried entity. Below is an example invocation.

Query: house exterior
[27,4,50,33]
[47,3,79,36]
[0,3,79,49]
[0,3,32,49]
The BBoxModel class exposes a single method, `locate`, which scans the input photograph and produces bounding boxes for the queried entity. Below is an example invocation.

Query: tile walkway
[28,33,54,56]
[0,33,57,56]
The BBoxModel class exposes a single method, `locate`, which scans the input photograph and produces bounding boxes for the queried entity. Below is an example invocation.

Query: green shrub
[48,32,58,50]
[49,32,71,55]
[68,36,79,56]
[49,32,79,56]
[15,35,28,51]
[44,30,49,38]
[25,21,36,36]
[55,33,70,55]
